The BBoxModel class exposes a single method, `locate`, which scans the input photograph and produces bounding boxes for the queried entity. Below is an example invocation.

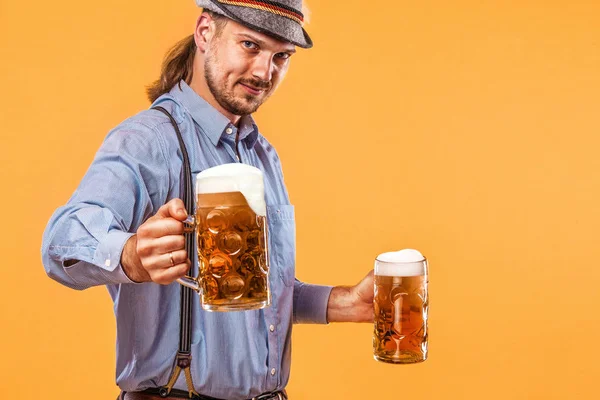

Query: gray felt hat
[195,0,312,48]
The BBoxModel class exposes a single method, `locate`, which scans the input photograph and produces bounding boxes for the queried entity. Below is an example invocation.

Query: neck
[189,55,241,126]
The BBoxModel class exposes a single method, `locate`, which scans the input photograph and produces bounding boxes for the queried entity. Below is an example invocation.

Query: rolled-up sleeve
[293,280,333,324]
[41,120,171,290]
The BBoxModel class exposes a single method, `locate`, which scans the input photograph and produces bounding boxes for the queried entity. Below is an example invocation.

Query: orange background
[1,0,599,399]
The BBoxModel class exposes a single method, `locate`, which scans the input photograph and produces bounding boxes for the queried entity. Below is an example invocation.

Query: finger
[363,308,376,323]
[154,198,188,221]
[167,249,189,268]
[146,234,186,254]
[152,261,191,285]
[138,218,184,240]
[145,249,189,271]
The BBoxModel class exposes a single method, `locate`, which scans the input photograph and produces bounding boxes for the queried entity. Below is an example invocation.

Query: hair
[146,10,228,103]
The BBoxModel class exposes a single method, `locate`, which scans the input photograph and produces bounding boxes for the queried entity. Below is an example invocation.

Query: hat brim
[196,0,313,49]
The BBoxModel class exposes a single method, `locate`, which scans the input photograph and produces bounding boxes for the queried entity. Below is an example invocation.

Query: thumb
[355,270,374,302]
[154,198,188,221]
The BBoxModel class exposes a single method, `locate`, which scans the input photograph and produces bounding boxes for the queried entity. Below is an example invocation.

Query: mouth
[239,83,266,96]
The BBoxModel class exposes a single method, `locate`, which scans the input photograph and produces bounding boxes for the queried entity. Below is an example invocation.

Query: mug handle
[176,215,201,293]
[183,215,196,234]
[177,276,201,293]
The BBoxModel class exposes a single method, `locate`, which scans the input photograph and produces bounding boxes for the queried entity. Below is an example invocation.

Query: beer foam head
[375,249,426,277]
[196,163,266,216]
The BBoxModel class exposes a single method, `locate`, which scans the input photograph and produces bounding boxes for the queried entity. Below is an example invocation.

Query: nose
[251,53,274,82]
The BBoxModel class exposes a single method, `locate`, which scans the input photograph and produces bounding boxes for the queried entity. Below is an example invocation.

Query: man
[41,1,374,399]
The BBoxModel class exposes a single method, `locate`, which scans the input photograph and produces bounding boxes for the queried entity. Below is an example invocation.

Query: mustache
[238,78,271,90]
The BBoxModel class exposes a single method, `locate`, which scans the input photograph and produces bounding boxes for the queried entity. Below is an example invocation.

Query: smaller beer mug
[373,249,428,364]
[178,163,270,312]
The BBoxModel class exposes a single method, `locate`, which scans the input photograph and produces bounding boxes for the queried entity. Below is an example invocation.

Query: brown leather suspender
[152,106,199,398]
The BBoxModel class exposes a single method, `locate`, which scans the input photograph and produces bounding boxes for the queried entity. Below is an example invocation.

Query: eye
[275,52,291,60]
[242,40,258,50]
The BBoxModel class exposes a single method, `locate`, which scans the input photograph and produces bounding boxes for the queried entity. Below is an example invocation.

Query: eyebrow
[236,33,296,54]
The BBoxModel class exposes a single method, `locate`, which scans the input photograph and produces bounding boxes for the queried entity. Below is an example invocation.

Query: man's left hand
[326,270,374,323]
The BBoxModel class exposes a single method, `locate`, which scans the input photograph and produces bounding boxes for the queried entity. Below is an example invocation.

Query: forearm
[42,205,138,289]
[42,124,171,289]
[293,279,333,324]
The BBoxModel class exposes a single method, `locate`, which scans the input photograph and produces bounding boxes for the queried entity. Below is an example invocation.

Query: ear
[194,12,213,53]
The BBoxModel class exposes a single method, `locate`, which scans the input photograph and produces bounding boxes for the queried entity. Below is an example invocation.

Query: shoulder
[106,107,173,142]
[101,105,182,159]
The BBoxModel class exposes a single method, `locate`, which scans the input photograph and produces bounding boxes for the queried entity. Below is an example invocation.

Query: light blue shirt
[41,81,333,399]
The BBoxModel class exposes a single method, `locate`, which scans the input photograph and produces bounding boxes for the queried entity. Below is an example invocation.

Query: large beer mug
[177,163,271,311]
[373,249,428,364]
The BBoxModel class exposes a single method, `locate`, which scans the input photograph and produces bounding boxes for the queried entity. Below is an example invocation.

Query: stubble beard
[204,50,272,117]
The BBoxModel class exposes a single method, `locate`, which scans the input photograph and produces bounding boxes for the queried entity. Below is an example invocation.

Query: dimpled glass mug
[178,163,271,311]
[373,249,428,364]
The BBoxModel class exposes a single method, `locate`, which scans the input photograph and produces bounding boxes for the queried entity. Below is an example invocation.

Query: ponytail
[146,11,228,103]
[146,34,196,103]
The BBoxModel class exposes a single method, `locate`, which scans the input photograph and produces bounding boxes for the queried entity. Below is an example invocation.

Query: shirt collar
[238,114,260,149]
[169,81,260,149]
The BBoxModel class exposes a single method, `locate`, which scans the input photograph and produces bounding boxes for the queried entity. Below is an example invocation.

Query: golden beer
[373,250,428,364]
[196,191,269,311]
[178,163,270,311]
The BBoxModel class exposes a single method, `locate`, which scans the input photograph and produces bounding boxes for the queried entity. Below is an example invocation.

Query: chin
[238,99,263,112]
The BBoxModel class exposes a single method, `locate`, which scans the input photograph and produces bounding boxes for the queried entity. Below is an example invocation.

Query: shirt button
[226,127,233,135]
[271,368,276,376]
[269,325,275,332]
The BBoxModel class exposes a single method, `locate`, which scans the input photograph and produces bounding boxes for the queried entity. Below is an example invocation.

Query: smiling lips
[239,82,267,96]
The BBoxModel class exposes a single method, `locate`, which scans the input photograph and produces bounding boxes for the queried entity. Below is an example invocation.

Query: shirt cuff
[64,230,137,286]
[293,281,333,324]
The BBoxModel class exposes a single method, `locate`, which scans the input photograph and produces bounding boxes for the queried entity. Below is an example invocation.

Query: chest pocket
[267,205,295,287]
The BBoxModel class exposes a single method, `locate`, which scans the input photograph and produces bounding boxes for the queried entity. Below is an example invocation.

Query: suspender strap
[152,106,199,398]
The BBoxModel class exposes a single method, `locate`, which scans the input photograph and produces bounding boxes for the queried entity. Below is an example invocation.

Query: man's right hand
[121,198,191,284]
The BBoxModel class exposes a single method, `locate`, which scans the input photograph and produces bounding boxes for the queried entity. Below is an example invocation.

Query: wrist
[121,235,151,283]
[326,286,353,323]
